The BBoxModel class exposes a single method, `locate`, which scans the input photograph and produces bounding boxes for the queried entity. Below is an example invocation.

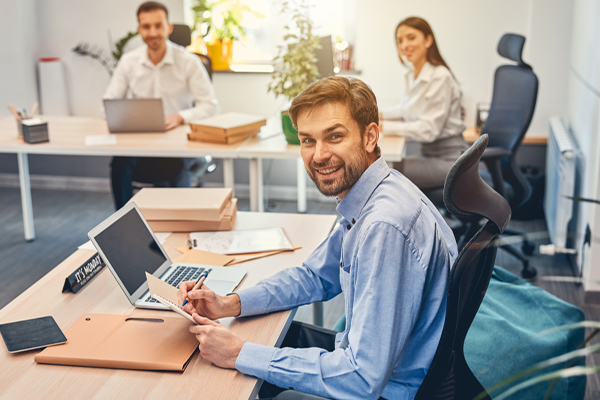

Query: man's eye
[331,134,341,140]
[302,138,315,144]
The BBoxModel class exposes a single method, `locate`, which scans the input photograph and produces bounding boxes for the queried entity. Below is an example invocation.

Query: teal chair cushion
[331,266,586,400]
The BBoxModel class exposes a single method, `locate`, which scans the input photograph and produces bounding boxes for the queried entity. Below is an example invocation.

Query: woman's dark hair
[396,17,451,73]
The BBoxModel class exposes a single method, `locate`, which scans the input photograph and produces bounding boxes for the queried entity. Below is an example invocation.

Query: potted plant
[268,0,321,145]
[190,0,262,70]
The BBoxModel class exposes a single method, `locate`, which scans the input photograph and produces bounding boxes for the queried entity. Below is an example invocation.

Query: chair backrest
[169,24,192,47]
[195,53,213,81]
[415,134,511,400]
[482,33,538,208]
[167,24,213,80]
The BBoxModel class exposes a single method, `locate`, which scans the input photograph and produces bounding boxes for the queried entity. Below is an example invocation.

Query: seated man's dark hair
[137,1,169,20]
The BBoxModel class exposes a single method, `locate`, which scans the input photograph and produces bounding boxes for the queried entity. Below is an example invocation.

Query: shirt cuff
[235,342,276,379]
[235,285,269,316]
[177,110,193,124]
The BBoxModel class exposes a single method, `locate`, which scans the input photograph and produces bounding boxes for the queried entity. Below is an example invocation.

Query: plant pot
[281,111,300,145]
[206,39,233,70]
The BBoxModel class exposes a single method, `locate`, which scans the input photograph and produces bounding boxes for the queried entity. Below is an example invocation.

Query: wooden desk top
[462,126,547,145]
[0,211,338,400]
[0,116,241,158]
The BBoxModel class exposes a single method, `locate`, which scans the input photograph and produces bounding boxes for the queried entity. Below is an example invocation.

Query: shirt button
[340,262,342,267]
[352,218,356,224]
[347,224,351,230]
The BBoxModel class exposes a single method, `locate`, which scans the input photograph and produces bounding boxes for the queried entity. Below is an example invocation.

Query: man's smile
[315,165,342,176]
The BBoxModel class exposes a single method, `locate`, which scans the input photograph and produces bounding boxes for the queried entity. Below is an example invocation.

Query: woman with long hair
[380,16,467,192]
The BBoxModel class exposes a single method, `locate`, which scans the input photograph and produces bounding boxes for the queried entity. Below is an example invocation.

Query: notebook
[88,202,247,310]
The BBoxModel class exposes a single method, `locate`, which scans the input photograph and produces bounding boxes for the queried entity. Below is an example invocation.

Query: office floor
[0,187,598,399]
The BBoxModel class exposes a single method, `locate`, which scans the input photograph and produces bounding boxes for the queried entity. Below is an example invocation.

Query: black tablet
[0,316,67,353]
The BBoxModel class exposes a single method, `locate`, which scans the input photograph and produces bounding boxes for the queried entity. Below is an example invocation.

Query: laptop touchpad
[205,280,235,296]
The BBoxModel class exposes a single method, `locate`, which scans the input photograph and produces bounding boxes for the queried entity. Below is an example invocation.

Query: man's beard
[307,150,369,197]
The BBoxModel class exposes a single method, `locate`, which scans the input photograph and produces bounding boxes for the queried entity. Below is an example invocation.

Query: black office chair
[478,33,538,279]
[414,134,509,400]
[169,24,214,80]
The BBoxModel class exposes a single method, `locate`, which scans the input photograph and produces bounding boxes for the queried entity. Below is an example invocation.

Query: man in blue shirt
[178,77,457,400]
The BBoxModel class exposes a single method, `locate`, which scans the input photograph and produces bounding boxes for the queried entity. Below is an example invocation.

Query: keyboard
[144,265,205,303]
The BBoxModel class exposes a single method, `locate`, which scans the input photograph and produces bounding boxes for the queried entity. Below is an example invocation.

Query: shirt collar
[336,157,390,222]
[141,41,175,68]
[406,61,434,85]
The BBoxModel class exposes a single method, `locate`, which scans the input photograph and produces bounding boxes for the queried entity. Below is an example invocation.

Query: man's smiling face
[298,102,370,199]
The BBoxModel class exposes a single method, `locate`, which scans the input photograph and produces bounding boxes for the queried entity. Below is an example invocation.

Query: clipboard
[35,313,198,371]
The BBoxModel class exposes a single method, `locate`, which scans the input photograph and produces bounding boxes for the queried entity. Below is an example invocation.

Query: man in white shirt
[103,1,219,209]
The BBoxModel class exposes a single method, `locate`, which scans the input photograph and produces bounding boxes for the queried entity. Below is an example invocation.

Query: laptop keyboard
[145,265,205,303]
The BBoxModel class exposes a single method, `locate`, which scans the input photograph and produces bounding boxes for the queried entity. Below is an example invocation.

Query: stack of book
[188,112,266,144]
[130,188,237,232]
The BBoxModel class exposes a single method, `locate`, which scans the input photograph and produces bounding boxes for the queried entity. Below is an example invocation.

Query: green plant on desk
[267,0,321,145]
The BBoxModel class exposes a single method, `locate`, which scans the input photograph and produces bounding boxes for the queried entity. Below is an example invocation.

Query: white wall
[0,0,39,119]
[354,0,572,138]
[35,0,184,116]
[564,0,600,292]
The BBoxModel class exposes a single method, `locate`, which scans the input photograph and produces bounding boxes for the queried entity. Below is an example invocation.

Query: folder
[35,313,198,371]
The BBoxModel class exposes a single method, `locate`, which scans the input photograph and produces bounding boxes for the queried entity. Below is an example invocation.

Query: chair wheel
[522,241,535,256]
[521,266,537,280]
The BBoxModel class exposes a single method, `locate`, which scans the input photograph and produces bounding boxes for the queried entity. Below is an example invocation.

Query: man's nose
[313,142,331,163]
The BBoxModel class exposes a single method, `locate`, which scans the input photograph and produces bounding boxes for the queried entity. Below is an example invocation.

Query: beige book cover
[187,127,261,144]
[147,199,237,232]
[34,313,198,371]
[131,187,232,221]
[189,112,266,137]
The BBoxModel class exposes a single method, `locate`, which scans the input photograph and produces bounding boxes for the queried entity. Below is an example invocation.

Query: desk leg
[313,302,323,327]
[297,158,307,213]
[249,158,264,212]
[223,158,234,195]
[17,153,35,241]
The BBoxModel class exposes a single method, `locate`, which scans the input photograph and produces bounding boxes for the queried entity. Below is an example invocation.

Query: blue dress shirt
[235,157,458,400]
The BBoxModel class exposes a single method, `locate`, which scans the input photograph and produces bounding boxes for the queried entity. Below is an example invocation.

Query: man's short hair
[137,1,169,21]
[289,77,380,156]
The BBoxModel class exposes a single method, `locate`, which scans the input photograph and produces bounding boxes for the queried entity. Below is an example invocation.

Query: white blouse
[381,62,465,143]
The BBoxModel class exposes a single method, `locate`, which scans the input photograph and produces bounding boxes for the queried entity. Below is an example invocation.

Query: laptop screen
[94,208,167,295]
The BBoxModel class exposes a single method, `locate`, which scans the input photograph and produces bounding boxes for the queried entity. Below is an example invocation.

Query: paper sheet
[189,227,293,255]
[85,134,117,146]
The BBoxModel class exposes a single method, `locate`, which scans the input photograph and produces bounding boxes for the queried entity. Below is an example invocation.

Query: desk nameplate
[62,252,105,294]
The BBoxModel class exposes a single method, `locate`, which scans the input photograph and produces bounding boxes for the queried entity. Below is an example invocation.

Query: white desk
[0,116,241,241]
[1,115,405,240]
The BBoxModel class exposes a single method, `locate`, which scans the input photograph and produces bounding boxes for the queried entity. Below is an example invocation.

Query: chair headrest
[443,134,511,233]
[497,33,530,68]
[169,24,192,47]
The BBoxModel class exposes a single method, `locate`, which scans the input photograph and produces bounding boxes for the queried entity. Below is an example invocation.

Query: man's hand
[190,314,244,369]
[164,113,184,130]
[178,280,242,319]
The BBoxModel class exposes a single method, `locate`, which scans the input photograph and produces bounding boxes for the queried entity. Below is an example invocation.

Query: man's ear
[363,122,379,154]
[168,23,174,35]
[137,25,142,35]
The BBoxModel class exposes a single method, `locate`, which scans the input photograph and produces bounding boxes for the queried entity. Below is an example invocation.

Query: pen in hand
[182,268,212,307]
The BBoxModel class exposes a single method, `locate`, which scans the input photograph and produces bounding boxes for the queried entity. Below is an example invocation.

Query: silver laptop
[88,202,247,310]
[104,98,166,133]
